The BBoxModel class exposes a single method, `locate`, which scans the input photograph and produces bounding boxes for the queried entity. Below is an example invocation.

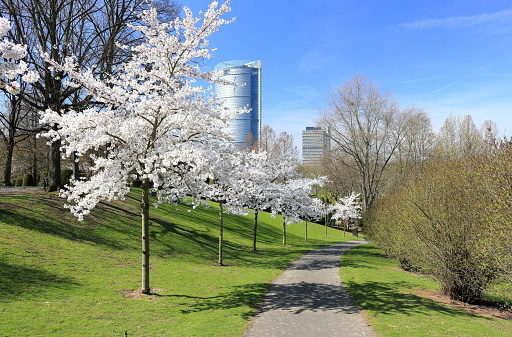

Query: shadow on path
[259,281,359,314]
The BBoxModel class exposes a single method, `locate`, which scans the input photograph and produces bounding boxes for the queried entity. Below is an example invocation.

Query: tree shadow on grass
[0,260,80,302]
[149,218,218,256]
[156,283,269,320]
[0,209,120,248]
[1,193,146,251]
[344,280,484,318]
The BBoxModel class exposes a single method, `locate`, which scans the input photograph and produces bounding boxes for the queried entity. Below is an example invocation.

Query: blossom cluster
[0,17,38,94]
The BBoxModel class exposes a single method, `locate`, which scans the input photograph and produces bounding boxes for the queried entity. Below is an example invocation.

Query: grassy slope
[0,189,357,337]
[340,243,512,337]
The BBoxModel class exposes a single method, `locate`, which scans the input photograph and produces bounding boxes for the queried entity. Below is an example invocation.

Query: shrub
[61,169,74,187]
[367,157,496,303]
[22,174,35,186]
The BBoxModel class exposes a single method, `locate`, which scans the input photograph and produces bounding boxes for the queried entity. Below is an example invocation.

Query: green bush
[367,158,497,303]
[22,174,36,186]
[61,169,74,187]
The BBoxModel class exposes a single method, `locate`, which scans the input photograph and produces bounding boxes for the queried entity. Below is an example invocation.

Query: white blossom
[0,17,39,94]
[329,192,362,221]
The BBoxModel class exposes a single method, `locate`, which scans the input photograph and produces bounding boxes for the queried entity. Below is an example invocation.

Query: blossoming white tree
[40,2,236,294]
[199,143,260,265]
[329,192,362,233]
[0,17,39,94]
[271,176,326,245]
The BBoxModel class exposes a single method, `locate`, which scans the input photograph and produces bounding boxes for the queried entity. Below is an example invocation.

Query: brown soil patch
[414,288,511,320]
[122,288,163,300]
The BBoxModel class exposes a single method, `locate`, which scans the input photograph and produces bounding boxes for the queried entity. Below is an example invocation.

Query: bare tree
[0,83,41,185]
[480,119,499,151]
[320,148,360,199]
[259,124,276,154]
[259,124,299,162]
[317,74,410,210]
[435,115,484,158]
[394,109,434,175]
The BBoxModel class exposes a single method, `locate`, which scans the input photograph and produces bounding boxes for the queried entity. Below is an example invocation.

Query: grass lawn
[0,189,358,336]
[340,243,512,337]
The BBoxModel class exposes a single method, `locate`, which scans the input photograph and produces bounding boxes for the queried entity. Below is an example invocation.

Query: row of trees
[31,2,362,295]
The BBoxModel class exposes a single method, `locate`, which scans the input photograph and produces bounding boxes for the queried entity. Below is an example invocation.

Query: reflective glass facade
[215,60,262,146]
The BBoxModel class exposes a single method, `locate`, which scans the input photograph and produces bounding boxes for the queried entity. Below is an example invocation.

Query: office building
[302,126,330,165]
[215,60,262,146]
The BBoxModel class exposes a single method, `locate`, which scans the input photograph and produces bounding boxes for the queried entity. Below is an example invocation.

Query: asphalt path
[0,186,43,193]
[244,240,377,337]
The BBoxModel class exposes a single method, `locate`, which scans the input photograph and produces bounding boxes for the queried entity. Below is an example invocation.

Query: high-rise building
[302,126,330,165]
[215,60,262,146]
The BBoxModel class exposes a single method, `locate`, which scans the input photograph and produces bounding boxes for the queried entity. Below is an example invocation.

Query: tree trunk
[282,216,287,245]
[141,179,151,294]
[325,212,329,238]
[252,210,258,252]
[31,143,38,185]
[3,141,14,186]
[218,202,224,266]
[305,221,308,242]
[48,127,61,192]
[73,151,80,181]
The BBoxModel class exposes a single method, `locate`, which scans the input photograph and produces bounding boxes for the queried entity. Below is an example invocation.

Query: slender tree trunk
[31,144,38,185]
[72,151,80,181]
[305,221,308,242]
[141,179,151,294]
[252,210,258,252]
[282,216,286,245]
[48,126,61,192]
[3,141,14,186]
[218,202,224,266]
[325,212,329,238]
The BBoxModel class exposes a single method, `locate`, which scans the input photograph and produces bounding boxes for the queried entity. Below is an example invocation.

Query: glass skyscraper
[302,127,331,165]
[214,60,262,146]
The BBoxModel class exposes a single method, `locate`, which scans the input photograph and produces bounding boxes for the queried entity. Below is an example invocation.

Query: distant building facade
[302,126,330,165]
[214,60,262,146]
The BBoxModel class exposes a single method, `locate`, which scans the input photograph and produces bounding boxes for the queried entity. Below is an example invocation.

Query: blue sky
[184,0,512,153]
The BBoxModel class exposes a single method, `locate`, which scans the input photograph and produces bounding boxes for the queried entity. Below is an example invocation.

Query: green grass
[340,243,512,337]
[0,189,358,336]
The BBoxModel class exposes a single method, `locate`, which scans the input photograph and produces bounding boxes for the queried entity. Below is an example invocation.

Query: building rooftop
[214,60,262,70]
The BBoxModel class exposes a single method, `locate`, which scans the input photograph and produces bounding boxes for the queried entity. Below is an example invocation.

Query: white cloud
[401,8,512,31]
[297,49,336,75]
[283,85,323,101]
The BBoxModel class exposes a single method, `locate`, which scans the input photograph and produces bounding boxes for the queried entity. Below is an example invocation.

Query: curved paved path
[245,240,376,337]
